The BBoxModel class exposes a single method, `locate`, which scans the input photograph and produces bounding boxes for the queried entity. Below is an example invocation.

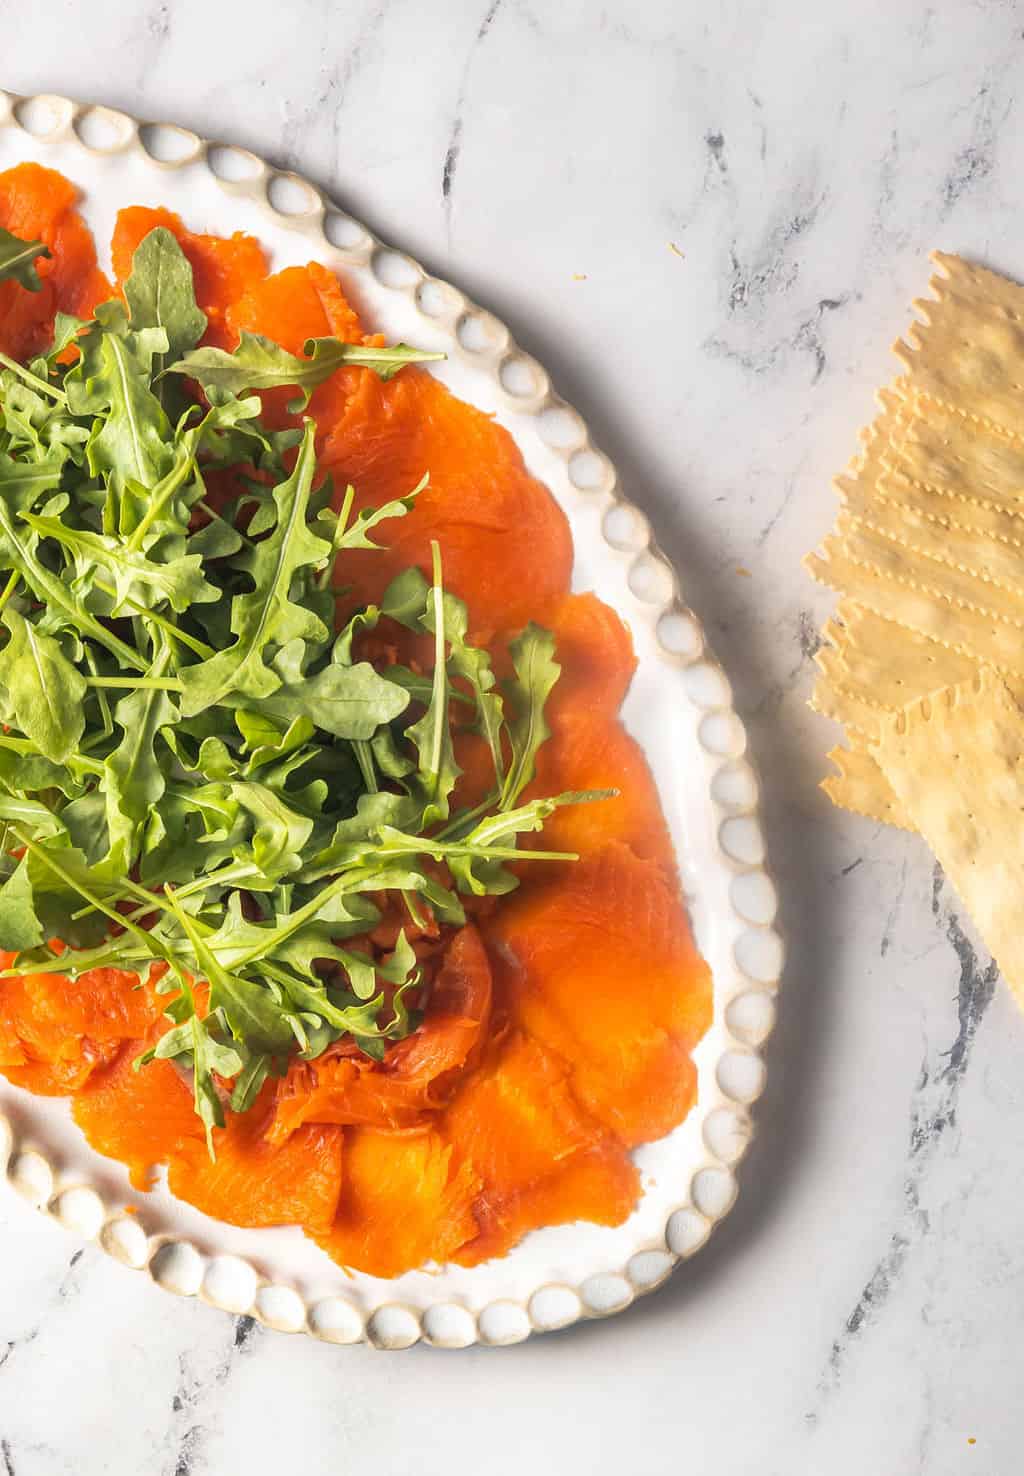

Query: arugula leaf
[379,567,430,629]
[0,228,50,292]
[316,472,427,556]
[229,1052,272,1114]
[19,512,218,613]
[425,582,505,784]
[230,781,314,883]
[149,990,243,1157]
[166,891,295,1055]
[0,858,45,951]
[68,305,173,496]
[123,226,207,371]
[500,623,561,808]
[0,492,142,668]
[404,543,460,826]
[101,664,179,873]
[43,313,86,365]
[179,421,330,712]
[168,331,445,408]
[236,709,314,773]
[0,608,87,762]
[254,639,410,741]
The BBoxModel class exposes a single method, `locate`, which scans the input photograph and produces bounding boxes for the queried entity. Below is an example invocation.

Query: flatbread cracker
[805,536,1024,676]
[834,389,908,518]
[855,476,1024,598]
[808,254,1024,846]
[811,601,986,745]
[821,741,912,830]
[839,514,1024,626]
[872,668,1024,1008]
[883,399,1024,521]
[894,251,1024,440]
[824,602,979,704]
[811,667,886,740]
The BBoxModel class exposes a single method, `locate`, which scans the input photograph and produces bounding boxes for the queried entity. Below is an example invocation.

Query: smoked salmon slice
[73,1042,204,1191]
[313,1125,480,1277]
[541,591,638,725]
[0,162,111,360]
[324,367,574,637]
[443,1030,639,1266]
[269,924,492,1140]
[225,260,372,430]
[525,714,677,873]
[0,966,165,1097]
[167,1081,343,1232]
[484,842,711,1146]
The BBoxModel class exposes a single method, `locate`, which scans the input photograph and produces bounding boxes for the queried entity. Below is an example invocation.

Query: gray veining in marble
[1,2,1024,1472]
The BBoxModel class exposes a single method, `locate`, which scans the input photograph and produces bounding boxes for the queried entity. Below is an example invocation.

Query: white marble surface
[1,1,1023,1471]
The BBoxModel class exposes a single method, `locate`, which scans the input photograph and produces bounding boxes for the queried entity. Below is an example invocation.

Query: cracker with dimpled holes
[811,603,980,743]
[833,388,910,524]
[852,472,1024,600]
[872,667,1024,1010]
[881,397,1024,521]
[839,514,1024,627]
[805,530,1024,677]
[893,251,1024,439]
[806,252,1024,830]
[821,740,912,831]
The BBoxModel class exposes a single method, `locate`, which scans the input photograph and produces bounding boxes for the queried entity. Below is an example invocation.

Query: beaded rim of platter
[0,91,782,1349]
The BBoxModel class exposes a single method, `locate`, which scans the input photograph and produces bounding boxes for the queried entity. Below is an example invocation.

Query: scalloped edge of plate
[0,90,783,1349]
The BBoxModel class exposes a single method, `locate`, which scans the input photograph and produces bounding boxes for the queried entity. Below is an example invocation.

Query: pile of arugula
[0,226,603,1149]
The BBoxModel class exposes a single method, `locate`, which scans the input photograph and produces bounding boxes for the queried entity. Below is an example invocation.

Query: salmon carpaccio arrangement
[0,164,711,1276]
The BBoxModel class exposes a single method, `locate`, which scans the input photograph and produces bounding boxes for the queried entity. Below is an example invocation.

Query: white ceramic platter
[0,92,782,1348]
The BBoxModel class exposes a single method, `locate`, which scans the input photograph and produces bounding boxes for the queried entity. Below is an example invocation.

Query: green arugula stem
[83,644,113,743]
[402,890,428,930]
[316,483,355,590]
[426,541,446,778]
[435,792,498,842]
[84,675,183,691]
[352,739,378,794]
[124,447,196,552]
[0,733,103,777]
[0,349,68,404]
[93,579,215,660]
[0,569,19,618]
[381,837,577,863]
[9,826,176,968]
[172,862,260,901]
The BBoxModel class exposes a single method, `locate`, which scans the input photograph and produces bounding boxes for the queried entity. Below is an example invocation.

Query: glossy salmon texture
[73,1043,204,1190]
[313,1125,480,1279]
[0,178,713,1279]
[324,367,574,638]
[443,1030,639,1265]
[168,1082,343,1232]
[0,163,111,360]
[485,843,712,1146]
[0,964,164,1097]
